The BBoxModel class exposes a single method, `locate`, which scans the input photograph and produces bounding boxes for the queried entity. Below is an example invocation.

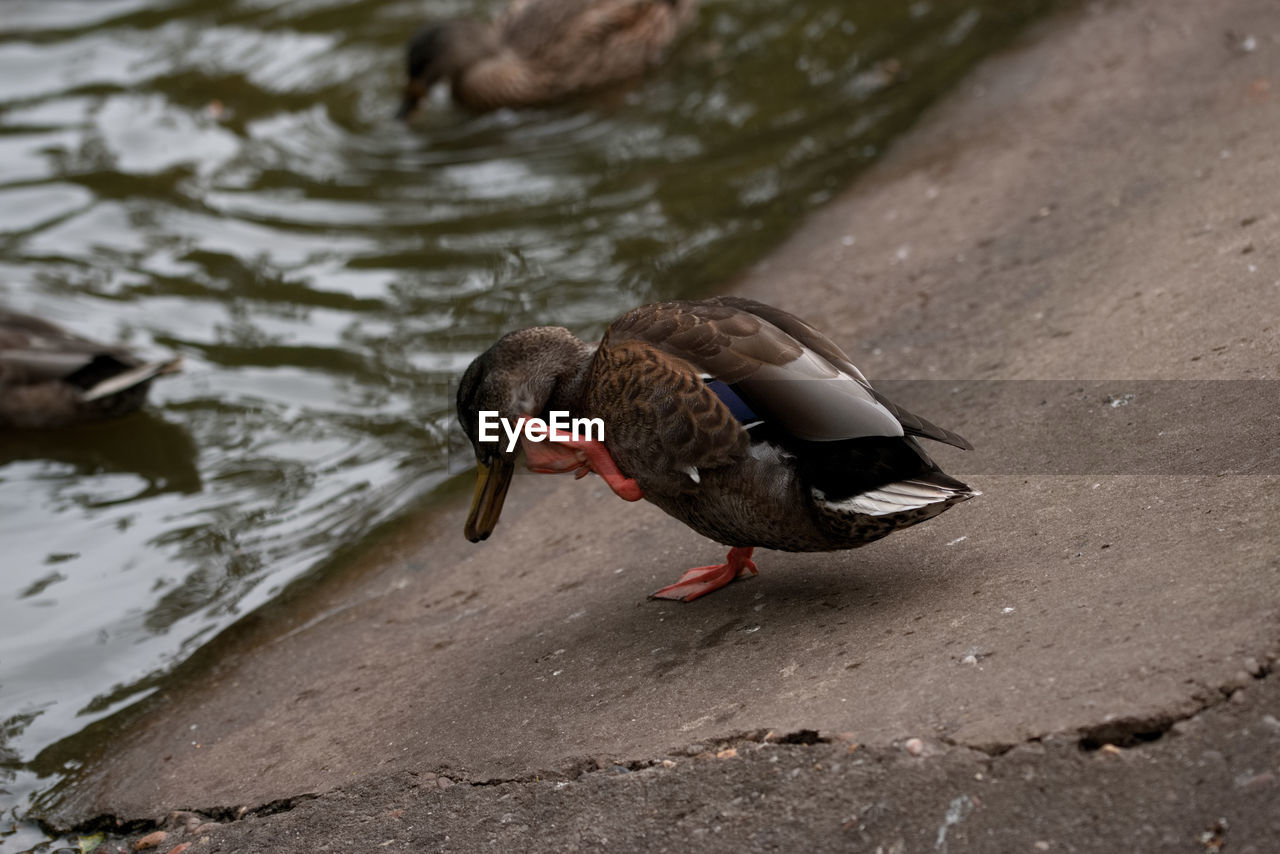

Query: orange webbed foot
[649,547,757,602]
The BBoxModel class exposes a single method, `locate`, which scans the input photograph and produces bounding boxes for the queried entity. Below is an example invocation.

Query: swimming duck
[0,309,181,430]
[456,297,977,601]
[397,0,697,117]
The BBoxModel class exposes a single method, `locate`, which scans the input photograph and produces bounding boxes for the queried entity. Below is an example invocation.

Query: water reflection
[0,413,201,499]
[0,0,1057,841]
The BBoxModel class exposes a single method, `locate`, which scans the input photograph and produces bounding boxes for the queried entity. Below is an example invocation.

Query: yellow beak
[464,458,515,542]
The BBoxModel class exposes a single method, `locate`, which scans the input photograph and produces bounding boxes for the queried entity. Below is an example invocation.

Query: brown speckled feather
[584,338,747,496]
[605,298,797,382]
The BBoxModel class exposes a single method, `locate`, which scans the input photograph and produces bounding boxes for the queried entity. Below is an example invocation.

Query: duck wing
[500,0,590,53]
[705,297,972,450]
[588,335,749,488]
[499,0,675,66]
[0,310,179,399]
[605,299,951,446]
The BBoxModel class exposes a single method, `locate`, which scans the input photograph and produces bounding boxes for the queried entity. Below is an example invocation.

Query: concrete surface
[42,0,1280,849]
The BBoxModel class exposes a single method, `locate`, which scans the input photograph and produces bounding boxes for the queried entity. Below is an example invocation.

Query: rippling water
[0,0,1055,846]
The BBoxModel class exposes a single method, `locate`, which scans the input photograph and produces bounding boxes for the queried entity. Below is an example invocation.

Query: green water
[0,0,1057,847]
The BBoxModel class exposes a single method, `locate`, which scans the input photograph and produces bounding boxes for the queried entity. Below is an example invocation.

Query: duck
[456,296,977,602]
[0,309,181,430]
[397,0,697,117]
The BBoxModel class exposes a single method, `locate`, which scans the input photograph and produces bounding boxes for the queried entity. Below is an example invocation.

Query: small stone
[1230,689,1247,705]
[1261,714,1280,732]
[437,777,454,789]
[661,759,677,768]
[167,845,192,854]
[904,738,925,756]
[1228,671,1254,691]
[191,823,221,835]
[1234,771,1274,791]
[1201,750,1227,767]
[1243,657,1263,677]
[716,748,738,760]
[1034,843,1051,852]
[135,830,167,851]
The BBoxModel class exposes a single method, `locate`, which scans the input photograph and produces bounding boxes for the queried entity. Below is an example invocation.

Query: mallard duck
[397,0,697,117]
[456,297,977,601]
[0,309,181,430]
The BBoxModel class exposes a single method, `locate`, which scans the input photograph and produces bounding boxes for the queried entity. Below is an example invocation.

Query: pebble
[660,759,677,768]
[134,830,167,851]
[1243,656,1263,677]
[191,823,221,835]
[1230,689,1247,705]
[1227,670,1253,692]
[167,845,191,854]
[1200,749,1227,768]
[716,748,739,760]
[904,738,925,756]
[1261,714,1280,732]
[437,777,453,789]
[1234,771,1274,791]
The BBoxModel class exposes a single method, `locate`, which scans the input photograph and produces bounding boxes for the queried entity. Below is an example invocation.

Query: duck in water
[0,310,181,430]
[397,0,697,117]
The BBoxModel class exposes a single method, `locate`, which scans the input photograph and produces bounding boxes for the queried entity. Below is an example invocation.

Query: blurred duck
[397,0,697,117]
[0,310,181,430]
[456,297,977,602]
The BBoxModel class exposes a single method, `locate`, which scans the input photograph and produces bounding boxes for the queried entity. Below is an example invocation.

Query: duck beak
[396,82,427,121]
[464,457,514,542]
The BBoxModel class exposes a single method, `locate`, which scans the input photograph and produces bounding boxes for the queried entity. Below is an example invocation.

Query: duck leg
[560,436,644,501]
[520,427,644,502]
[650,547,757,602]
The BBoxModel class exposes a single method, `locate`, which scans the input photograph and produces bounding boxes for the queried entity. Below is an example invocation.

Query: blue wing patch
[706,379,760,424]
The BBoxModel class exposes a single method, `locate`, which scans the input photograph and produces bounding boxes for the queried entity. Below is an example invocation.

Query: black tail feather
[790,435,969,502]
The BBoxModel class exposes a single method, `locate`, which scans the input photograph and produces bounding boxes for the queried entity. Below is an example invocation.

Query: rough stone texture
[112,665,1280,853]
[44,0,1280,849]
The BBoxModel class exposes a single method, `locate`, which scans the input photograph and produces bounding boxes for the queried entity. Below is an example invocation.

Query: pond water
[0,0,1056,846]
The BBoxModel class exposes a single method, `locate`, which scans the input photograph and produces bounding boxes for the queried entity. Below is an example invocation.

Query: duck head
[456,326,594,541]
[397,20,499,119]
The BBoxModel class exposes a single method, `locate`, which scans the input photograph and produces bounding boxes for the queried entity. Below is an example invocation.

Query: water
[0,0,1057,846]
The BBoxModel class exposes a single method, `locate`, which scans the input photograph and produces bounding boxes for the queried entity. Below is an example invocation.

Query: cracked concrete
[74,664,1280,852]
[35,0,1280,849]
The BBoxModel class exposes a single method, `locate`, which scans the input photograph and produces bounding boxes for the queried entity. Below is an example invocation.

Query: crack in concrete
[51,654,1277,848]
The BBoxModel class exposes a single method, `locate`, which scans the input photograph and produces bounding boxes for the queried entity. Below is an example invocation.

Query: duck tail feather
[79,356,182,402]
